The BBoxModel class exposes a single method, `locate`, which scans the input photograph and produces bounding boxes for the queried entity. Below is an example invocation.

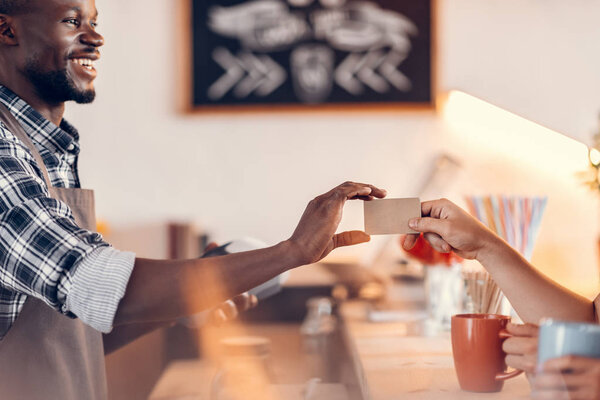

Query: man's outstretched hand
[288,181,387,265]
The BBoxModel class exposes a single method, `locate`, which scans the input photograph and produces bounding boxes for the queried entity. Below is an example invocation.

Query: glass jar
[210,336,274,400]
[424,263,463,331]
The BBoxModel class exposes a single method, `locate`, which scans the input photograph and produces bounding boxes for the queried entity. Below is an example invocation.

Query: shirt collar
[0,85,80,155]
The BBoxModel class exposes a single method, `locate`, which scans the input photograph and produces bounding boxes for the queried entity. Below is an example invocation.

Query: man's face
[15,0,104,104]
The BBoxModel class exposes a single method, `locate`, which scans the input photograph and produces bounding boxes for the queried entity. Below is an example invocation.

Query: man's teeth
[72,58,95,70]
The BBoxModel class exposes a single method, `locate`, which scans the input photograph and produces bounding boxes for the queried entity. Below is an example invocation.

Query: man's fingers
[232,292,258,312]
[219,299,239,320]
[507,322,539,337]
[348,182,387,199]
[204,242,219,253]
[334,182,387,201]
[208,309,227,326]
[333,231,370,249]
[209,294,258,326]
[249,294,258,309]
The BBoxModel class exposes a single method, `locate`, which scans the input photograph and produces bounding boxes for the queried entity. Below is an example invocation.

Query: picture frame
[177,0,436,113]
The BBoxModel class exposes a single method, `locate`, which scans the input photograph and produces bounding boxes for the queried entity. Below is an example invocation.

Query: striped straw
[466,195,547,261]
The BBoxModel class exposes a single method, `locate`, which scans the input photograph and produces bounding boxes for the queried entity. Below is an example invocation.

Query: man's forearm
[477,237,595,323]
[113,240,300,326]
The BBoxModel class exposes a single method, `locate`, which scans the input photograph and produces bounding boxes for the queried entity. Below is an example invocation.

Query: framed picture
[184,0,435,111]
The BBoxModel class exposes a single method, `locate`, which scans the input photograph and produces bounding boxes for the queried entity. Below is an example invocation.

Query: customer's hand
[288,181,387,265]
[503,322,539,374]
[402,198,498,261]
[532,356,600,400]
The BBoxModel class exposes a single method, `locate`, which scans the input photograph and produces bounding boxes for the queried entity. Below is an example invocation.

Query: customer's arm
[403,199,595,324]
[113,182,385,326]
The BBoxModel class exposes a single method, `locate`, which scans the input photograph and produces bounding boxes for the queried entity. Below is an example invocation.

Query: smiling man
[0,0,385,398]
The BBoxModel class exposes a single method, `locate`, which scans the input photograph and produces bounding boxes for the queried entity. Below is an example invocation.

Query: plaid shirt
[0,85,135,339]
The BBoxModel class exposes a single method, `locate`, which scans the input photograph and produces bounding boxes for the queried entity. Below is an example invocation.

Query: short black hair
[0,0,29,15]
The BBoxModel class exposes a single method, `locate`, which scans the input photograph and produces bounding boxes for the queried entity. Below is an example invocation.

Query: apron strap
[0,102,53,188]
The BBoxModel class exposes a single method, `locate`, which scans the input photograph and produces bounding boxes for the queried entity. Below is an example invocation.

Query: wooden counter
[150,267,532,399]
[340,300,531,400]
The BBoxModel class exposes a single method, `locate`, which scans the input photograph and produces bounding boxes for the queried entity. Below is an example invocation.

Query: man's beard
[24,58,96,104]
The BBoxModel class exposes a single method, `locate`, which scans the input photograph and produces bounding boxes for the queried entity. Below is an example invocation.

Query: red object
[402,233,462,266]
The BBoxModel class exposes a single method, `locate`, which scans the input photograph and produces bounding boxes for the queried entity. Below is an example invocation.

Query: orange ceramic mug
[451,314,523,392]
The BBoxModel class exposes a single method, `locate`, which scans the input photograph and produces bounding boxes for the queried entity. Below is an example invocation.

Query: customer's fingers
[503,336,538,355]
[542,356,593,374]
[400,234,419,250]
[420,198,457,218]
[423,232,451,253]
[507,322,539,337]
[533,372,585,391]
[408,217,451,238]
[531,389,571,400]
[505,354,537,374]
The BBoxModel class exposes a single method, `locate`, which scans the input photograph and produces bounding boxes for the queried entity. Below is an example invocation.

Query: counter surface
[150,271,532,400]
[340,299,531,400]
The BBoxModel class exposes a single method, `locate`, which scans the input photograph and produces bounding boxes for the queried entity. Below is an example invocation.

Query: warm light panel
[442,90,589,177]
[442,90,599,298]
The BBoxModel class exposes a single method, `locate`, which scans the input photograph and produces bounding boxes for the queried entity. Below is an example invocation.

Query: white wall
[65,0,600,295]
[439,0,600,141]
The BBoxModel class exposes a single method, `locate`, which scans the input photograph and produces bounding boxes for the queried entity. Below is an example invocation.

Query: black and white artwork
[191,0,433,108]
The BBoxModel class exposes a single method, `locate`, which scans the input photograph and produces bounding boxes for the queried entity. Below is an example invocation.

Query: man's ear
[0,15,18,46]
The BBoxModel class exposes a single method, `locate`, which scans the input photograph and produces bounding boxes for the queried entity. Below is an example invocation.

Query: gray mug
[538,319,600,366]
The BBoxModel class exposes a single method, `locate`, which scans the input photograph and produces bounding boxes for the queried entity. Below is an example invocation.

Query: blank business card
[364,198,421,235]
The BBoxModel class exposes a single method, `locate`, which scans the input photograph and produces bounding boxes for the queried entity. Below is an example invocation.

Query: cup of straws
[463,195,548,314]
[462,264,504,314]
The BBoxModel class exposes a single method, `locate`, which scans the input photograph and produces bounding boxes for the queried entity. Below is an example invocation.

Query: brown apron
[0,105,107,399]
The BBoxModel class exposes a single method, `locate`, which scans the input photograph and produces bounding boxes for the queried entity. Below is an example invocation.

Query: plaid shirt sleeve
[0,123,134,336]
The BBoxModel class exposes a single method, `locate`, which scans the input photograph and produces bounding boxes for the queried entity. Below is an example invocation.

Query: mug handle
[495,329,524,381]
